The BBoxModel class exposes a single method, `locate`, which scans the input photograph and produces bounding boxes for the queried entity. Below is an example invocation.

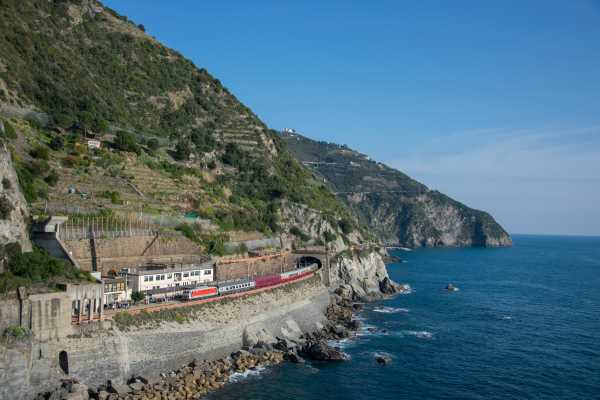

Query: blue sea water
[209,235,600,400]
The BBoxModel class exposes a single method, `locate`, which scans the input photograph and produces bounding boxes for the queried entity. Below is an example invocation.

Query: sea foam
[403,330,433,339]
[373,306,409,314]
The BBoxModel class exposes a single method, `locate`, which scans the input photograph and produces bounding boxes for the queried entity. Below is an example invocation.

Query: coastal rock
[303,340,346,362]
[330,251,400,301]
[375,355,392,365]
[108,382,131,395]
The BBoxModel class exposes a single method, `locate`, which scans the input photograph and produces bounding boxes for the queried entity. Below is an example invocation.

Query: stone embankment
[35,279,411,400]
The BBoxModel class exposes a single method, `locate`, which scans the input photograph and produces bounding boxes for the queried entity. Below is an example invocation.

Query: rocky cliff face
[278,202,405,300]
[282,131,512,248]
[347,191,512,248]
[330,250,409,301]
[0,140,31,254]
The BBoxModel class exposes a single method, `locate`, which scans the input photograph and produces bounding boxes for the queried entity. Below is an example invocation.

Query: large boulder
[303,340,346,362]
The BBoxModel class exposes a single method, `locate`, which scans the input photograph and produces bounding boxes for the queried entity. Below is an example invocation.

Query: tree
[44,170,60,187]
[324,230,337,243]
[147,138,160,151]
[174,139,192,161]
[338,218,353,235]
[1,120,17,139]
[0,195,13,220]
[29,145,49,160]
[115,130,140,154]
[49,136,64,151]
[190,128,216,153]
[131,291,145,303]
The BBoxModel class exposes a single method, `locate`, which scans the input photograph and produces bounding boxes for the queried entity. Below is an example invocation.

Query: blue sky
[103,0,600,236]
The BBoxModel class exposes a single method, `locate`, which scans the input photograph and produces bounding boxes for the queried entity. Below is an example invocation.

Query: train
[180,263,319,301]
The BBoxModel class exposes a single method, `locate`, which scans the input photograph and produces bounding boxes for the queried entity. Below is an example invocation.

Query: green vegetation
[323,230,337,243]
[130,291,145,303]
[115,130,140,154]
[2,325,31,340]
[0,195,12,219]
[1,120,17,139]
[0,244,94,293]
[290,226,310,242]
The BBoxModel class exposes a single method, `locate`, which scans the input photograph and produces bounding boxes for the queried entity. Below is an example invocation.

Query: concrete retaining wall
[214,253,297,281]
[62,235,203,273]
[0,290,73,342]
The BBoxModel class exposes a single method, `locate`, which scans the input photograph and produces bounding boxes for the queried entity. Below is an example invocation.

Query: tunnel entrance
[297,256,322,269]
[59,351,69,375]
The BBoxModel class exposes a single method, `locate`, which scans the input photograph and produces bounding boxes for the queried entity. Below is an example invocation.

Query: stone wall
[214,252,297,281]
[0,289,73,342]
[62,234,203,273]
[0,277,330,400]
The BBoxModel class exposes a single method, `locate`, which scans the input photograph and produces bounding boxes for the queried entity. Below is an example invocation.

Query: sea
[208,235,600,400]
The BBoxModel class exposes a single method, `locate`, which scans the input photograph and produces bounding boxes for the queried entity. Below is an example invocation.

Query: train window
[144,276,149,282]
[204,270,212,275]
[183,273,189,278]
[167,274,172,279]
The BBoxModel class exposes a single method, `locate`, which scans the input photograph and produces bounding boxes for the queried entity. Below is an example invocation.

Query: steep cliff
[281,131,512,248]
[0,137,31,254]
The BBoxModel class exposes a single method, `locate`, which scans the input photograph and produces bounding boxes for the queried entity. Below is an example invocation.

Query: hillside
[0,0,359,253]
[281,131,512,248]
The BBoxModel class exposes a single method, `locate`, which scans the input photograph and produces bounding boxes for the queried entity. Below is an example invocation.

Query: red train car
[254,273,282,289]
[183,286,218,301]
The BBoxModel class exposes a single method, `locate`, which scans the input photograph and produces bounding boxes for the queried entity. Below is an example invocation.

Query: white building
[87,139,101,149]
[102,276,130,307]
[125,261,215,299]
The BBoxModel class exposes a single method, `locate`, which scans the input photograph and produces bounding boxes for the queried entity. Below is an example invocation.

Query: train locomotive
[181,263,319,301]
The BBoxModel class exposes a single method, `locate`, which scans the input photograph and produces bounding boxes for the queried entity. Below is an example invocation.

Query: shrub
[44,170,60,186]
[176,224,198,242]
[29,145,48,160]
[147,138,160,151]
[1,177,10,190]
[338,218,354,235]
[49,136,64,151]
[3,325,30,339]
[131,291,145,303]
[2,120,17,139]
[174,139,192,161]
[324,230,337,243]
[0,195,13,219]
[115,130,140,154]
[0,245,94,292]
[290,226,310,242]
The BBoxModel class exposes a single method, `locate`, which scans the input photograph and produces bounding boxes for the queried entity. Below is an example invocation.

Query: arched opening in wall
[298,256,322,269]
[59,350,69,375]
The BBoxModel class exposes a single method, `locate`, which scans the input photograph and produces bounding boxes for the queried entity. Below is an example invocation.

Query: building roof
[126,261,214,276]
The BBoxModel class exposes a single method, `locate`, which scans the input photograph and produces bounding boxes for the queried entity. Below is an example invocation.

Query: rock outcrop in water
[331,250,410,301]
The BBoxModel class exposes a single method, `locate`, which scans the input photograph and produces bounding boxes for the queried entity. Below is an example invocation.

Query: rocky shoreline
[34,282,411,400]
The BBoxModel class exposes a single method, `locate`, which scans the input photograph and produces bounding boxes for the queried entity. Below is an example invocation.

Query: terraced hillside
[0,0,358,254]
[282,131,512,248]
